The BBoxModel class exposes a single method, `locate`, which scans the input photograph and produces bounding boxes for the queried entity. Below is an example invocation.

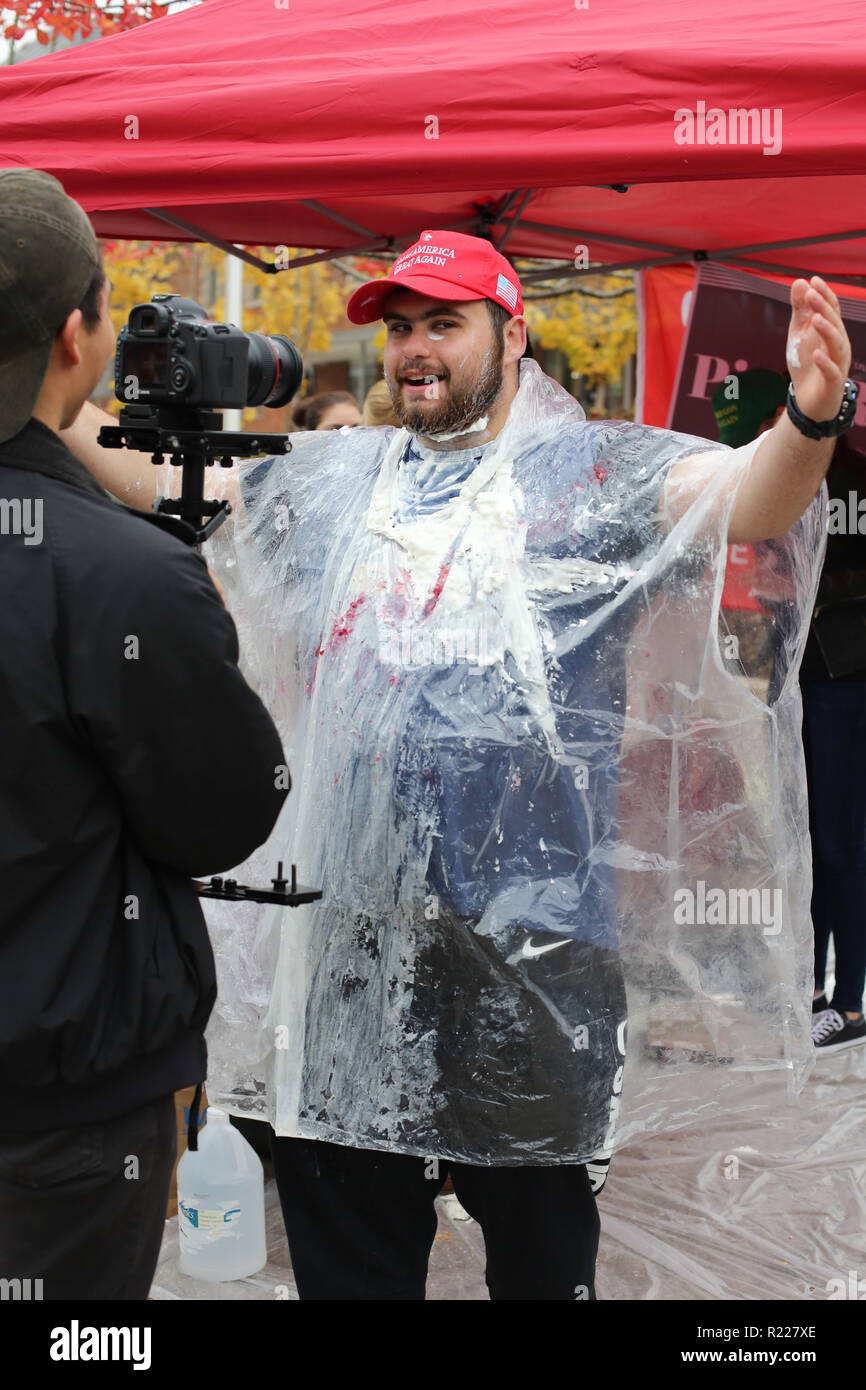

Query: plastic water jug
[177,1107,267,1281]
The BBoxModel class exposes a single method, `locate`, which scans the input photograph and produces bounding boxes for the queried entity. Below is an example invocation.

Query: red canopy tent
[1,0,866,286]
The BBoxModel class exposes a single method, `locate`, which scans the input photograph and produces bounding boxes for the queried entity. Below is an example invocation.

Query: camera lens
[245,333,303,408]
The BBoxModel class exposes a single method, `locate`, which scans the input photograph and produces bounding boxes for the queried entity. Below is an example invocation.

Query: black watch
[786,378,859,439]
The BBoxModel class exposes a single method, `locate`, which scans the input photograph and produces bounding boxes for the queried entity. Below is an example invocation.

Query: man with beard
[66,231,853,1300]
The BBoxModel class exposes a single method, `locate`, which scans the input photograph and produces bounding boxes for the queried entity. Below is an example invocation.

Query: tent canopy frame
[142,194,866,289]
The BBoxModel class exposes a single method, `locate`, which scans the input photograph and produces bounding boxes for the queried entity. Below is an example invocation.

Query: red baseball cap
[346,230,524,324]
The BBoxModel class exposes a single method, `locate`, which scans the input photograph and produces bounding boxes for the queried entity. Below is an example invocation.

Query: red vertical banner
[636,264,694,428]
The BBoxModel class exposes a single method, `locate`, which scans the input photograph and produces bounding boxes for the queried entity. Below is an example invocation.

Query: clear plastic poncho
[202,358,824,1165]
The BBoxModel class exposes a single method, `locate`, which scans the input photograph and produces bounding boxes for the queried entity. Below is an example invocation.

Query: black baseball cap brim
[348,274,486,325]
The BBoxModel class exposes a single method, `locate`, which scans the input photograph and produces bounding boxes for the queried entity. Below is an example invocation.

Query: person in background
[363,377,400,427]
[712,368,866,1054]
[291,389,362,431]
[712,368,792,699]
[712,367,788,453]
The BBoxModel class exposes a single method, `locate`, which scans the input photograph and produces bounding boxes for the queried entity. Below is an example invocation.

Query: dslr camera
[116,293,303,410]
[98,294,321,914]
[99,293,304,544]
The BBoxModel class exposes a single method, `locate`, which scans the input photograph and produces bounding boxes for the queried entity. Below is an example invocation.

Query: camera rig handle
[97,405,291,544]
[97,407,319,912]
[195,862,322,907]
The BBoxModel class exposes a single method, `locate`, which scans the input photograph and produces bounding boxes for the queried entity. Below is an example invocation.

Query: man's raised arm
[61,400,165,510]
[663,276,852,543]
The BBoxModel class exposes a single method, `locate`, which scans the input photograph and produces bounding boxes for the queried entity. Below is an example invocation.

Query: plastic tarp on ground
[200,359,824,1165]
[2,0,866,279]
[151,1039,866,1299]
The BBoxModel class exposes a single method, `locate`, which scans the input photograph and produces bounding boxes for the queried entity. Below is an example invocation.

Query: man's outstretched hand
[665,275,856,542]
[787,276,851,421]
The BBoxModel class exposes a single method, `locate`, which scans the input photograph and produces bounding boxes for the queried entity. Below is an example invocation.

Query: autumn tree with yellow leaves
[97,238,350,418]
[102,239,347,349]
[3,1,202,60]
[522,270,636,387]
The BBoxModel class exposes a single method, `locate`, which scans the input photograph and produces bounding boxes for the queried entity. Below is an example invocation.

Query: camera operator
[0,169,290,1300]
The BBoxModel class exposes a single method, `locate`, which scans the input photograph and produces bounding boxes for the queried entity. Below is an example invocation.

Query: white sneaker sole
[813,1033,866,1054]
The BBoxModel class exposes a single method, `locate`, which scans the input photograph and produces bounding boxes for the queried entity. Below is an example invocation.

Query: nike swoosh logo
[521,936,571,959]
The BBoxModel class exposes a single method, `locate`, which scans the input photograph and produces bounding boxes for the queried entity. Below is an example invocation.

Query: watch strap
[786,379,858,439]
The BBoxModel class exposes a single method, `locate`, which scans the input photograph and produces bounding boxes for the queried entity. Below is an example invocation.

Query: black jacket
[0,419,289,1131]
[801,435,866,680]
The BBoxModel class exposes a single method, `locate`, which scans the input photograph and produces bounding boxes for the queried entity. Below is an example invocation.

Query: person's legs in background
[801,678,866,1049]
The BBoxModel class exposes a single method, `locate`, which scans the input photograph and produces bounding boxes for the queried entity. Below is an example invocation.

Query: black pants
[271,1134,601,1300]
[802,677,866,1013]
[0,1094,176,1300]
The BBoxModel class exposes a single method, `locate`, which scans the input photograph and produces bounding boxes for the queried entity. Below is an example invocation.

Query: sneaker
[812,1008,866,1052]
[812,991,828,1014]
